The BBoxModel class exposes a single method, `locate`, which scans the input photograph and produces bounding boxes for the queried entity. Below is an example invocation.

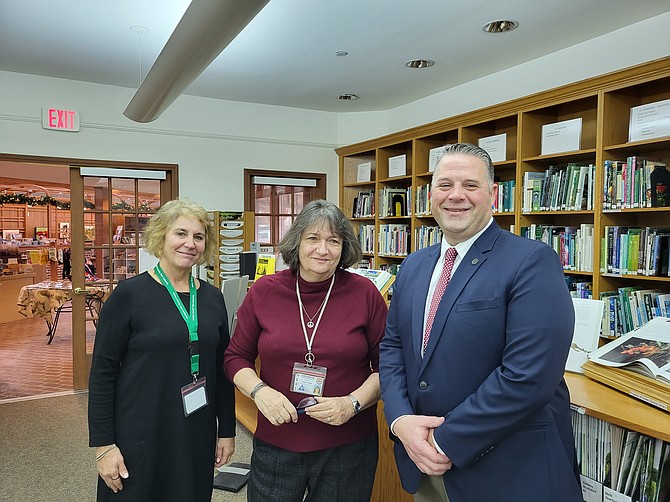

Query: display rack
[206,211,254,289]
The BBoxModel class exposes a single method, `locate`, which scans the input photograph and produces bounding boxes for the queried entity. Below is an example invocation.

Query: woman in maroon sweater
[224,200,388,502]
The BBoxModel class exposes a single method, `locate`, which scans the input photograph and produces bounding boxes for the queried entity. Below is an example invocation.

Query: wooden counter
[0,272,36,323]
[565,372,670,442]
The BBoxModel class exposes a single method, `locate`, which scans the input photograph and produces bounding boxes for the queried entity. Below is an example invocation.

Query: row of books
[520,223,595,272]
[599,288,670,338]
[379,187,411,217]
[603,158,668,210]
[378,224,409,257]
[414,183,432,217]
[493,179,515,214]
[358,224,375,254]
[522,163,595,212]
[414,225,442,251]
[352,190,375,218]
[572,409,670,502]
[601,227,670,277]
[565,277,593,299]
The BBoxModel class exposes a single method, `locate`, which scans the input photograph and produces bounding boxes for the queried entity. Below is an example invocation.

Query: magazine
[587,317,670,385]
[347,268,395,296]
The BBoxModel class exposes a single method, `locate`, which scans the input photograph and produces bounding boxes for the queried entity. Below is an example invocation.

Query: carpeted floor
[0,392,252,502]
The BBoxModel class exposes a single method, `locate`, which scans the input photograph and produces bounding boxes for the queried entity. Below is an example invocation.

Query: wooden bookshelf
[337,56,670,502]
[566,372,670,443]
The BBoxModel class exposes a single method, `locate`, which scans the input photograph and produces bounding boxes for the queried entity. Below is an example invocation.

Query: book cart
[337,57,670,502]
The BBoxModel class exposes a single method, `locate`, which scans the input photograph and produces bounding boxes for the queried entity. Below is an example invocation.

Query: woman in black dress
[88,198,236,501]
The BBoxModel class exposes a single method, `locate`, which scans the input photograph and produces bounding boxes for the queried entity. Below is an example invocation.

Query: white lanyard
[295,273,335,366]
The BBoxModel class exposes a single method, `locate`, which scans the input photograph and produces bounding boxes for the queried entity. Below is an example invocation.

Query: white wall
[336,12,670,146]
[1,11,668,206]
[0,72,340,210]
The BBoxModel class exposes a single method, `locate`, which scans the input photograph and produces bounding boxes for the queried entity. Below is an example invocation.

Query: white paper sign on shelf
[603,486,632,502]
[629,98,670,142]
[478,133,507,163]
[356,162,372,183]
[566,298,604,374]
[580,476,603,502]
[388,154,407,177]
[541,117,582,155]
[428,147,443,173]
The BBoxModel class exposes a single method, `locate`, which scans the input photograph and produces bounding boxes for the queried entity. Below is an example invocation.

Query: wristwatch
[348,394,361,415]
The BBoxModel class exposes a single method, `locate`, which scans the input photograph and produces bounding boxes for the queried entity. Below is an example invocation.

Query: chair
[221,275,249,334]
[84,289,105,327]
[47,289,105,344]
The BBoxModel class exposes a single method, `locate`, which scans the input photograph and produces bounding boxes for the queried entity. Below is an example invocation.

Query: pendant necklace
[296,274,335,329]
[301,301,325,328]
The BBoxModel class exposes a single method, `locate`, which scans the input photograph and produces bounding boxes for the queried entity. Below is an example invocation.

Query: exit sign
[42,107,80,132]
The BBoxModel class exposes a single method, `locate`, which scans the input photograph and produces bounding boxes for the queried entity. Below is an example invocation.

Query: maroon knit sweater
[224,268,388,452]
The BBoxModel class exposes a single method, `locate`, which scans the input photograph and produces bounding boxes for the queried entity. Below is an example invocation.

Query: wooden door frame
[0,153,178,389]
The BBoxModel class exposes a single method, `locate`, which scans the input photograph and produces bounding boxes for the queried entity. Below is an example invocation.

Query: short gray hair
[278,199,362,271]
[432,143,495,187]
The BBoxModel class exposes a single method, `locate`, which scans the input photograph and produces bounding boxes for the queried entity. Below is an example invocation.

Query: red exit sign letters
[42,107,80,132]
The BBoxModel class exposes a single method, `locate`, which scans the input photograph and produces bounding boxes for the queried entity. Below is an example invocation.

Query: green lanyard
[154,264,199,379]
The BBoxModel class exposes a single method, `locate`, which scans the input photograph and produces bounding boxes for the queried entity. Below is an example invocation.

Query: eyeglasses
[296,396,317,414]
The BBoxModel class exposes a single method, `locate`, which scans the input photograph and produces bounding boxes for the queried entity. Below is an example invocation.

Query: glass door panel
[71,167,168,390]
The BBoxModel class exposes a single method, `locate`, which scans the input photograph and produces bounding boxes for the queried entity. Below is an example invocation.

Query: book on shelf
[254,253,276,281]
[650,161,669,207]
[347,268,395,296]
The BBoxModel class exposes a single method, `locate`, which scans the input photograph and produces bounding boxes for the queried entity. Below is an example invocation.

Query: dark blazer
[380,221,582,502]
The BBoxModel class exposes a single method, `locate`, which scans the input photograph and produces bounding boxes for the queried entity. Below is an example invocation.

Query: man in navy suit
[379,143,582,501]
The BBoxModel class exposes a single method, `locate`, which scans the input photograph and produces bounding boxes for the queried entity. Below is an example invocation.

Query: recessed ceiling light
[482,20,518,33]
[335,51,349,57]
[405,59,434,69]
[337,94,359,101]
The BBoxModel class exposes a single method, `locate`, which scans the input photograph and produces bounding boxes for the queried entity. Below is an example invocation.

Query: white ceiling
[1,0,668,114]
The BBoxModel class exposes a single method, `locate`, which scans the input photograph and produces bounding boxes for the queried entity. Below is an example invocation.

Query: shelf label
[541,117,581,155]
[428,147,443,173]
[478,133,507,163]
[629,98,670,142]
[356,162,372,182]
[388,154,406,177]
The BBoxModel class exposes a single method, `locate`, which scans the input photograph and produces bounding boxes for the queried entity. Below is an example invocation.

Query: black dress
[88,272,236,502]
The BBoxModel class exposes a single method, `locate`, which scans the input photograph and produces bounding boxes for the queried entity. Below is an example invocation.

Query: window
[245,170,326,247]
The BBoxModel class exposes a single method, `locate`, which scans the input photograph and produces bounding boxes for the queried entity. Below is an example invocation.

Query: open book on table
[347,268,395,297]
[586,316,670,385]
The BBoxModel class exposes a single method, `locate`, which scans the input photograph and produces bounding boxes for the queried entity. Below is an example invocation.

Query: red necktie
[423,247,458,356]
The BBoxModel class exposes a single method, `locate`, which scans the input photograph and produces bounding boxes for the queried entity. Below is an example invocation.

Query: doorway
[0,154,177,401]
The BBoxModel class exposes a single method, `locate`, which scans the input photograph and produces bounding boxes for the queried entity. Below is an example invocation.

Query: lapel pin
[471,258,479,265]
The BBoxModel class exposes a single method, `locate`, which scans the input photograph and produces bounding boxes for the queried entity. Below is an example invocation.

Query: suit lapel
[420,223,502,366]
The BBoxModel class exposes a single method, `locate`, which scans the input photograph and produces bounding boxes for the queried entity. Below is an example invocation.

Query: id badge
[291,363,327,396]
[181,377,208,416]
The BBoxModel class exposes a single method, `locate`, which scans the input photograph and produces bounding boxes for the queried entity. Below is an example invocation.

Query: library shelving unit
[336,57,670,502]
[205,211,254,289]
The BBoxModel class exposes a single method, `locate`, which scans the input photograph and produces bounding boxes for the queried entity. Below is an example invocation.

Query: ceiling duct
[123,0,270,123]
